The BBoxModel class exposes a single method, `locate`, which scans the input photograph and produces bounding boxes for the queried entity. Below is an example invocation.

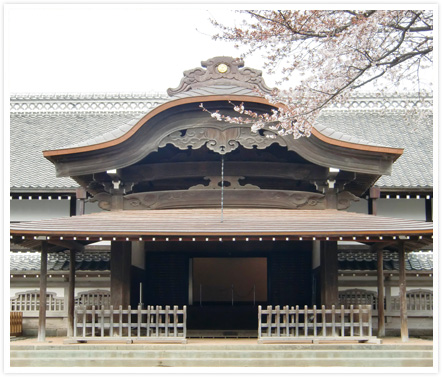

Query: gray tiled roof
[338,250,433,271]
[10,251,110,272]
[317,109,433,188]
[10,92,433,191]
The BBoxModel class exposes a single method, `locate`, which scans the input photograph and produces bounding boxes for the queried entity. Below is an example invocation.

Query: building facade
[10,57,433,339]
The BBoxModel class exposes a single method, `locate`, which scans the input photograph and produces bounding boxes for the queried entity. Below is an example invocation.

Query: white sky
[5,4,435,95]
[5,4,275,94]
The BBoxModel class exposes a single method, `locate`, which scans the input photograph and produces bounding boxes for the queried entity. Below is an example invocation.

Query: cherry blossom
[209,10,433,137]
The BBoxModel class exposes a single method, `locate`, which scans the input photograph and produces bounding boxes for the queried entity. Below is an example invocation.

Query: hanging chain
[221,155,224,223]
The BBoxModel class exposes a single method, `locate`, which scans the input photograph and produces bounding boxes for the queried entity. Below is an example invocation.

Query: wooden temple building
[10,57,433,342]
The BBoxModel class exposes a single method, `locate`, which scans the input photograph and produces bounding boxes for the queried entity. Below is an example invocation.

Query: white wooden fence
[258,305,380,343]
[72,305,187,343]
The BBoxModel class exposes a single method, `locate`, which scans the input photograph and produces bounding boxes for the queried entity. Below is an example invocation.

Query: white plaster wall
[10,199,69,221]
[10,287,64,297]
[10,198,104,221]
[10,286,110,299]
[347,198,368,214]
[84,201,103,214]
[347,198,426,220]
[376,198,426,220]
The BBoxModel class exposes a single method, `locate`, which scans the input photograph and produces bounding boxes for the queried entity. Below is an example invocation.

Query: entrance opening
[188,257,267,331]
[192,257,267,304]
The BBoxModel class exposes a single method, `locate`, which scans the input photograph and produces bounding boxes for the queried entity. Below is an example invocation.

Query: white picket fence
[258,305,380,343]
[72,305,187,343]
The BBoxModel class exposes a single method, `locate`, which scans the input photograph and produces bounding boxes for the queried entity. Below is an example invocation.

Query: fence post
[267,305,272,337]
[350,305,354,337]
[275,306,280,337]
[183,306,187,339]
[321,305,326,336]
[128,305,132,338]
[73,306,77,338]
[91,305,96,338]
[340,305,345,337]
[285,306,290,337]
[302,305,307,336]
[82,306,86,338]
[313,305,317,337]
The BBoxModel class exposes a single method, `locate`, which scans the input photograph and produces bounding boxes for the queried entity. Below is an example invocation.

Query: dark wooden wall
[145,253,189,306]
[268,243,313,306]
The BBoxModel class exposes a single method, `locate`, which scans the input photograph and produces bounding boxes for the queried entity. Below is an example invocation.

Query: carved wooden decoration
[90,189,359,211]
[167,56,275,96]
[158,127,284,155]
[189,176,260,190]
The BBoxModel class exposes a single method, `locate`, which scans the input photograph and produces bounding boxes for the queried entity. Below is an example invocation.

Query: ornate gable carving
[167,56,275,96]
[158,127,284,155]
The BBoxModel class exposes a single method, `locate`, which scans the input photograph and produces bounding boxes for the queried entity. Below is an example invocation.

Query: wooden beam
[119,161,328,182]
[67,249,76,337]
[46,239,85,253]
[398,241,409,341]
[38,241,48,342]
[376,248,385,337]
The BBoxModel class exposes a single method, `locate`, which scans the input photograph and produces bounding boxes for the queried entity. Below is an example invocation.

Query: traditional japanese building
[10,57,433,340]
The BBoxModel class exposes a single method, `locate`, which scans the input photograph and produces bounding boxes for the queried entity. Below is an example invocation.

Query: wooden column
[320,241,339,307]
[376,248,385,337]
[368,187,381,215]
[398,241,409,341]
[111,241,132,308]
[38,241,48,342]
[67,249,76,337]
[425,198,432,222]
[76,187,87,216]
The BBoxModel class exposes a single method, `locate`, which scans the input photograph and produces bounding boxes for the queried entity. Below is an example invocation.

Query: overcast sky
[5,4,274,94]
[5,4,434,95]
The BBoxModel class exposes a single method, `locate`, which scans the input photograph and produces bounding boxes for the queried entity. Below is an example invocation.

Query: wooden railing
[10,312,23,336]
[339,288,433,317]
[258,305,380,343]
[10,290,65,314]
[390,289,433,315]
[10,289,111,315]
[72,305,187,343]
[338,289,378,309]
[75,290,111,308]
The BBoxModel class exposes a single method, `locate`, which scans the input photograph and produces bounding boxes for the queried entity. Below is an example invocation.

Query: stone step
[10,349,433,360]
[10,343,433,351]
[10,356,434,368]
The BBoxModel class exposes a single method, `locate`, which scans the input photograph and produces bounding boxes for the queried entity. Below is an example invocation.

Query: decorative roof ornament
[167,56,275,96]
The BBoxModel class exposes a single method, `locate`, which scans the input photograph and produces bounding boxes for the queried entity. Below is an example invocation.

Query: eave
[42,96,403,178]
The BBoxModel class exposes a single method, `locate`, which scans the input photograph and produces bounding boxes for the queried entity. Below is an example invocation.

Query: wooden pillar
[398,241,409,341]
[425,198,432,222]
[368,187,381,215]
[111,241,132,308]
[67,249,76,337]
[76,187,87,216]
[320,241,338,307]
[38,241,48,342]
[376,248,385,337]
